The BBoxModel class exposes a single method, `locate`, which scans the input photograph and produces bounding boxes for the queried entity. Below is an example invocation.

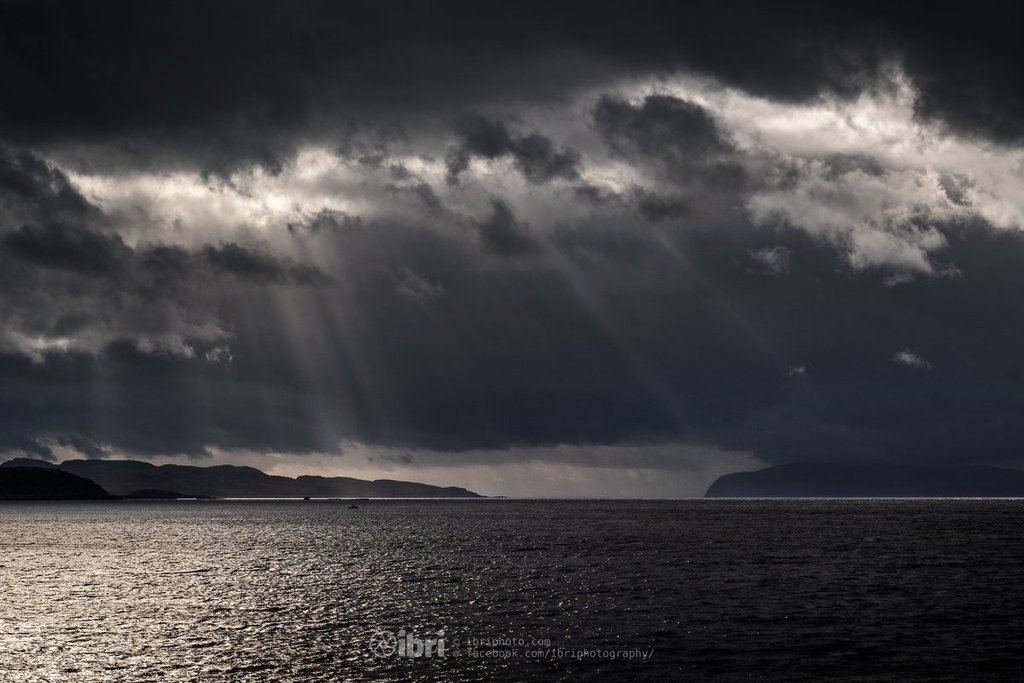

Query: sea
[2,499,1024,681]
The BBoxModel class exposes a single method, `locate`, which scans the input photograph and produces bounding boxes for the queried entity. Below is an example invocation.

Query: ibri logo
[368,628,446,658]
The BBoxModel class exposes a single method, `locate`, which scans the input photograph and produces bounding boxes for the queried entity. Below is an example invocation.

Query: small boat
[348,504,359,509]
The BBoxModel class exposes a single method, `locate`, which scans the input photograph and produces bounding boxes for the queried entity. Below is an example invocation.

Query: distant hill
[706,462,1024,498]
[0,458,481,498]
[0,466,114,500]
[2,457,57,469]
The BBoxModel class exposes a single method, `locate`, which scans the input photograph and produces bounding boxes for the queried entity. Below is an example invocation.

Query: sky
[2,1,1024,496]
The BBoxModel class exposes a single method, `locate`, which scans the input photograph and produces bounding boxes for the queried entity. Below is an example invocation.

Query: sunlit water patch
[2,500,1024,681]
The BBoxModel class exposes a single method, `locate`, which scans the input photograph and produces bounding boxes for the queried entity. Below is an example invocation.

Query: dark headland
[0,466,115,500]
[706,462,1024,498]
[0,458,481,499]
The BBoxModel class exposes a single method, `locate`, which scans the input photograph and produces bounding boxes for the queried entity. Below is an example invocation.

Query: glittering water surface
[2,500,1024,681]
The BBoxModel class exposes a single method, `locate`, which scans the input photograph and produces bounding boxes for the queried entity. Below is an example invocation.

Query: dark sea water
[2,499,1024,682]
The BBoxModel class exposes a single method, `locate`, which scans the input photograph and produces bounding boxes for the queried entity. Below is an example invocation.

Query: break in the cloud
[0,146,330,361]
[615,72,1023,276]
[4,2,1024,494]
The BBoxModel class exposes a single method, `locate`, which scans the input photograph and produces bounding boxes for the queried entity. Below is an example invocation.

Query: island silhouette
[706,462,1024,497]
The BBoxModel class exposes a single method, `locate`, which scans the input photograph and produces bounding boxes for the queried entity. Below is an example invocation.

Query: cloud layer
[4,2,1024,492]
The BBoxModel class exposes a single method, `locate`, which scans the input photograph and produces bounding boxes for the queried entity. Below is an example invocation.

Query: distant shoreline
[0,457,481,500]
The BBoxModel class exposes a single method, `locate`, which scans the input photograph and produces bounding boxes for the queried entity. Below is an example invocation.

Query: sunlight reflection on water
[2,499,1024,681]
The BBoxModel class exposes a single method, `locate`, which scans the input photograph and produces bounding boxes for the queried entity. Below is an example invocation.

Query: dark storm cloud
[2,222,129,274]
[0,222,328,287]
[586,94,750,233]
[632,189,690,222]
[355,215,1024,465]
[593,95,745,191]
[0,345,331,456]
[5,209,1024,464]
[2,0,1022,173]
[200,243,331,285]
[594,96,734,164]
[573,184,620,206]
[384,182,445,214]
[5,189,1024,467]
[445,116,580,185]
[0,145,100,223]
[473,200,540,256]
